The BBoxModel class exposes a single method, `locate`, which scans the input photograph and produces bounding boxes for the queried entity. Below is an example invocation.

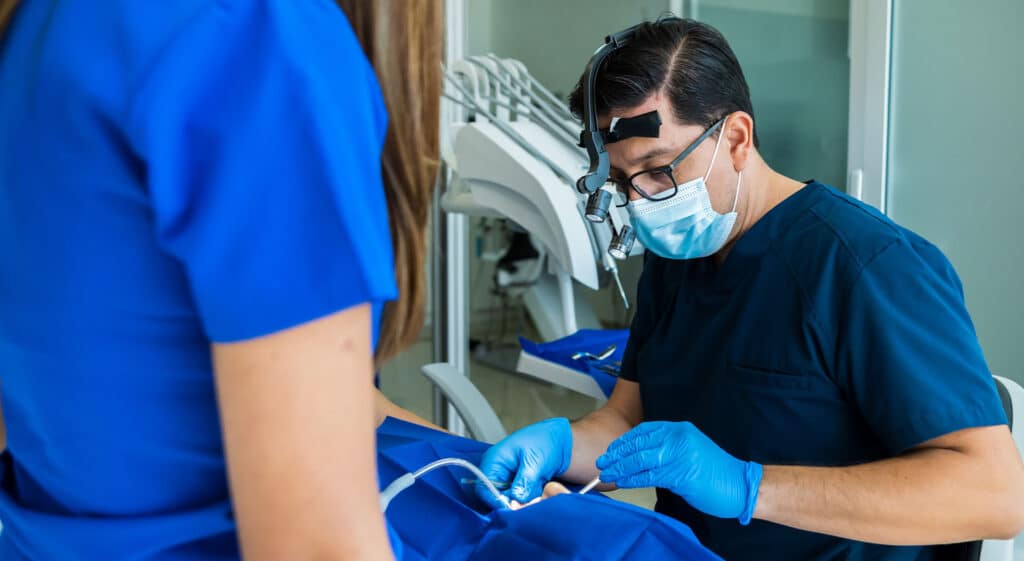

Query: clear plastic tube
[380,457,512,512]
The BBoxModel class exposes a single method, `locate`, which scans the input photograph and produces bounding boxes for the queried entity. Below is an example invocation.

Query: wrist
[553,417,573,475]
[739,461,763,525]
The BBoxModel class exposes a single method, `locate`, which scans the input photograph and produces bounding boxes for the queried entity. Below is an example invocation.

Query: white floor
[379,339,656,510]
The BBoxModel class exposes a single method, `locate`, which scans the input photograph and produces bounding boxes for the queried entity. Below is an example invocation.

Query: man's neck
[713,164,805,266]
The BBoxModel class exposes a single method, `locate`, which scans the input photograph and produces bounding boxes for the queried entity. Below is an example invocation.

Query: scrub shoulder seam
[124,1,226,151]
[811,204,901,272]
[847,237,904,295]
[822,187,899,233]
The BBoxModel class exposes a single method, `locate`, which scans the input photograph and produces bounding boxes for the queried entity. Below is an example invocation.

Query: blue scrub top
[0,1,396,560]
[620,181,1007,561]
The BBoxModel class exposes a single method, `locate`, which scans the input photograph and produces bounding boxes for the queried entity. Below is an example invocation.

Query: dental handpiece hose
[379,457,512,512]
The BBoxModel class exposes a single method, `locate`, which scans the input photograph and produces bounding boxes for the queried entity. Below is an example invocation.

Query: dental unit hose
[380,457,512,512]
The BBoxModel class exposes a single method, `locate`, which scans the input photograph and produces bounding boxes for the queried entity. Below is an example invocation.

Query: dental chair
[420,363,507,444]
[935,375,1024,561]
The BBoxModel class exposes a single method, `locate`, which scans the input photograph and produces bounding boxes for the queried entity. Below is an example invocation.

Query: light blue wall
[699,1,850,189]
[887,0,1024,384]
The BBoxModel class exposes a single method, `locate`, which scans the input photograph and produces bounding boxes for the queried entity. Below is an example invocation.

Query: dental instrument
[579,476,602,495]
[571,344,617,362]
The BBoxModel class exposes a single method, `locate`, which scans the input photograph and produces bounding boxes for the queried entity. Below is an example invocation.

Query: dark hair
[568,17,759,147]
[0,0,18,37]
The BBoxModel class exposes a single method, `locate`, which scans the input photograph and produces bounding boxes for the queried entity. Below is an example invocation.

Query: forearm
[756,446,1024,544]
[562,405,635,484]
[374,390,445,432]
[214,307,394,561]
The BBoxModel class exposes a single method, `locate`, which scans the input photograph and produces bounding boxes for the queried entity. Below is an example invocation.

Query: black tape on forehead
[600,110,662,144]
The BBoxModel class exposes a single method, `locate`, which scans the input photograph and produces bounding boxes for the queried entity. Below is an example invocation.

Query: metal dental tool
[579,476,602,495]
[571,344,617,362]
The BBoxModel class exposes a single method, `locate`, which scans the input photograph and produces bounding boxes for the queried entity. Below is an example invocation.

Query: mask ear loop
[703,117,728,183]
[731,171,742,213]
[703,117,741,214]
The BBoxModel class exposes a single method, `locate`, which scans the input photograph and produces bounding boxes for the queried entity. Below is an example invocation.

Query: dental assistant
[479,18,1024,561]
[0,0,441,560]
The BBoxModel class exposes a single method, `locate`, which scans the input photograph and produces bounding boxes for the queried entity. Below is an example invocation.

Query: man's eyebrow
[630,146,675,166]
[610,146,677,178]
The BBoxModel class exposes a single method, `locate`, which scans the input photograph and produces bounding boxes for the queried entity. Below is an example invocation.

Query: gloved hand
[596,421,763,524]
[476,417,573,509]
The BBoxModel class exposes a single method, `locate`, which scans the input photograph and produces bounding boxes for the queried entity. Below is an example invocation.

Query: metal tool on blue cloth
[518,329,630,398]
[571,344,617,361]
[574,344,622,377]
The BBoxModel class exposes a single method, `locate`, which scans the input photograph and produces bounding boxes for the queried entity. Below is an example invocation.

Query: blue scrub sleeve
[620,255,660,382]
[836,239,1007,454]
[129,0,396,342]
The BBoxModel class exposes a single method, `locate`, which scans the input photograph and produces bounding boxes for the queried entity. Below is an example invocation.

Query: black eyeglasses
[612,118,725,207]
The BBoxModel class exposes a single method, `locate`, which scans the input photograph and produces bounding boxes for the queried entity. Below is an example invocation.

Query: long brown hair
[0,0,443,366]
[336,0,442,366]
[0,0,17,37]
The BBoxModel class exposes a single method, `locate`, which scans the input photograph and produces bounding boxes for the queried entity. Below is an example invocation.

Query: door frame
[846,0,893,213]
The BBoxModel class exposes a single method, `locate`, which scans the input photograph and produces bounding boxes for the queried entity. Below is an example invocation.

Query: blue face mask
[625,123,741,260]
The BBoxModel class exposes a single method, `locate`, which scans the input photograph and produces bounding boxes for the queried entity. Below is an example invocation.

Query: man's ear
[724,111,754,171]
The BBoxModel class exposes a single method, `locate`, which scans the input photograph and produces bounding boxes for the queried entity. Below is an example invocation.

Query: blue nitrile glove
[596,421,763,524]
[476,417,573,509]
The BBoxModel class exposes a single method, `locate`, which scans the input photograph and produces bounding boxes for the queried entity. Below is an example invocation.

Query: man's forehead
[599,110,661,145]
[601,96,679,172]
[594,93,669,146]
[597,95,664,128]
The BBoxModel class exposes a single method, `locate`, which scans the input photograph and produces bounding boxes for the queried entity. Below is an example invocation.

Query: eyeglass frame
[613,117,727,207]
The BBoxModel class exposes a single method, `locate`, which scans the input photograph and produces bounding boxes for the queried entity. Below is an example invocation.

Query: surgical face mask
[625,123,741,260]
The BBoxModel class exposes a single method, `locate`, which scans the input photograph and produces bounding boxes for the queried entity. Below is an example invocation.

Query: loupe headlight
[608,224,635,261]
